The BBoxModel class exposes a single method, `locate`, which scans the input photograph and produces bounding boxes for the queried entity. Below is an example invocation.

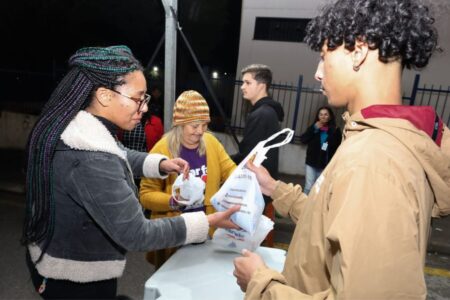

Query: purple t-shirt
[179,145,207,212]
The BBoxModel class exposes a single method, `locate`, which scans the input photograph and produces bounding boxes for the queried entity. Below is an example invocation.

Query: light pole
[161,0,177,132]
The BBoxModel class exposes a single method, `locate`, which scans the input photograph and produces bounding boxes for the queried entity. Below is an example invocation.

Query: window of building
[253,17,311,43]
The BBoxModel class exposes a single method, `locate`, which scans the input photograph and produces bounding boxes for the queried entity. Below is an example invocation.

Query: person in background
[149,85,164,121]
[119,119,147,153]
[233,0,450,298]
[231,64,284,246]
[144,108,164,152]
[117,93,164,188]
[22,46,239,300]
[299,106,341,194]
[144,85,165,152]
[231,64,284,182]
[140,90,237,269]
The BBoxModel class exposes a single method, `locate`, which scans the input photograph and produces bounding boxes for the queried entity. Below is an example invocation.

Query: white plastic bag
[212,215,274,253]
[172,174,205,206]
[211,128,294,234]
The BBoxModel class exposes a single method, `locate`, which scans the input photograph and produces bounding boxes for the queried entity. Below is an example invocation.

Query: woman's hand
[207,205,240,229]
[159,158,189,177]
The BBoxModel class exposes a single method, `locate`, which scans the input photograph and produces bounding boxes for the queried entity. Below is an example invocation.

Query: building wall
[0,111,308,176]
[214,131,307,176]
[0,111,37,150]
[228,0,450,175]
[236,0,450,93]
[236,0,325,86]
[412,1,450,90]
[0,117,308,183]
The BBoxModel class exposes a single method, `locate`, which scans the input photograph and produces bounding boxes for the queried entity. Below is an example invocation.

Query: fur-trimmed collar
[60,110,126,160]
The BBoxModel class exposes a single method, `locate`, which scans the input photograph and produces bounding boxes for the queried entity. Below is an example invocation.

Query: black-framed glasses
[109,89,151,112]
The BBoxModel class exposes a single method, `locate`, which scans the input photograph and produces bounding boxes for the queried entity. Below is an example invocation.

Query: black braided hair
[304,0,439,69]
[22,46,143,260]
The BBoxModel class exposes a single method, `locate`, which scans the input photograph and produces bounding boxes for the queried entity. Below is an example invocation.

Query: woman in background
[300,106,341,194]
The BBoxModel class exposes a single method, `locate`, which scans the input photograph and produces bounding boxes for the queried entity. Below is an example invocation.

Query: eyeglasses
[109,89,151,112]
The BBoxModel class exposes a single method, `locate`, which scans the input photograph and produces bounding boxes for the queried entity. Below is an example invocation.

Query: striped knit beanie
[172,90,211,126]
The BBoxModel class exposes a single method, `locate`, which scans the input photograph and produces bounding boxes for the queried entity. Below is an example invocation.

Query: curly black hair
[304,0,439,69]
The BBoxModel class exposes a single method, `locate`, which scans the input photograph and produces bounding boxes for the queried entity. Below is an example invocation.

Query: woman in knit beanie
[140,90,237,269]
[22,47,239,299]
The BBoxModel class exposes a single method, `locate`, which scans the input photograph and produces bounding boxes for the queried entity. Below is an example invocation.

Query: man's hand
[207,205,240,229]
[159,158,189,177]
[233,249,267,292]
[246,160,277,196]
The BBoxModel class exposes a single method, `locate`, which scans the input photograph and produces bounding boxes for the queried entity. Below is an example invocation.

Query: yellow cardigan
[140,132,236,219]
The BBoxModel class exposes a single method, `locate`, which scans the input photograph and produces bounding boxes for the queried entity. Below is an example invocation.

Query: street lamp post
[161,0,177,132]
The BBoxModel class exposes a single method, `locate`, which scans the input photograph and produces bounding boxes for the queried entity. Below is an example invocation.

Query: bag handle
[252,128,294,166]
[259,128,294,150]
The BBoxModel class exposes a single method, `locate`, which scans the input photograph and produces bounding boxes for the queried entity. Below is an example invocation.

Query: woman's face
[108,70,148,130]
[181,122,208,149]
[318,109,331,124]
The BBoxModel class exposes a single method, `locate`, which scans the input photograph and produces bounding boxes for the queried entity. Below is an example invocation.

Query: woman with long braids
[22,45,239,299]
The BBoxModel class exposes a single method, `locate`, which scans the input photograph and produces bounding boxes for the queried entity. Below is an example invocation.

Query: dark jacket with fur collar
[29,111,208,282]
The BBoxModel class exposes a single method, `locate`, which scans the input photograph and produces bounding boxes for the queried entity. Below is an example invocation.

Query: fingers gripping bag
[172,174,205,207]
[211,128,294,234]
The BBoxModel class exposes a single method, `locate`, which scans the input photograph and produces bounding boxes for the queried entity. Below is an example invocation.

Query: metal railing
[230,76,343,143]
[229,74,450,144]
[403,74,450,126]
[1,69,449,136]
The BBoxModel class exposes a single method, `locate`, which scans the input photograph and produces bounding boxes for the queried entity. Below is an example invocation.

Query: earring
[353,65,360,72]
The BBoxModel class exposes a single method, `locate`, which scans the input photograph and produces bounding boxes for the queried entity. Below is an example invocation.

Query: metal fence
[403,74,450,126]
[1,69,449,138]
[229,74,450,144]
[229,77,340,143]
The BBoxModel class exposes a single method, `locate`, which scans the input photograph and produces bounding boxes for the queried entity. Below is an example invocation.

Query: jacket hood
[344,105,450,217]
[253,97,285,122]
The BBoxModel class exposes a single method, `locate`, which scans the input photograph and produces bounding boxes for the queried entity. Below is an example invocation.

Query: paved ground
[0,149,449,299]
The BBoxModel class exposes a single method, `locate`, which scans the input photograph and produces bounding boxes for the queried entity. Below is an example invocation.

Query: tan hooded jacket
[246,105,450,300]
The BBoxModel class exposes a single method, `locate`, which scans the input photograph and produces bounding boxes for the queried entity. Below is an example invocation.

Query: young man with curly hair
[233,0,450,299]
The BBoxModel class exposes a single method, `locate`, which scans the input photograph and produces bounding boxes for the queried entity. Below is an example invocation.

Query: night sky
[0,0,242,104]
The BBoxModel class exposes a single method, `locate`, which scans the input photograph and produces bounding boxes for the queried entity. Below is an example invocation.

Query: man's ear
[352,40,369,71]
[95,87,112,107]
[258,82,268,95]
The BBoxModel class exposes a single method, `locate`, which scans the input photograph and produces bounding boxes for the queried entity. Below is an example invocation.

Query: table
[143,240,286,300]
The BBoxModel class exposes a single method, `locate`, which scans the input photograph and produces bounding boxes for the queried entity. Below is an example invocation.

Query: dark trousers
[26,251,117,299]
